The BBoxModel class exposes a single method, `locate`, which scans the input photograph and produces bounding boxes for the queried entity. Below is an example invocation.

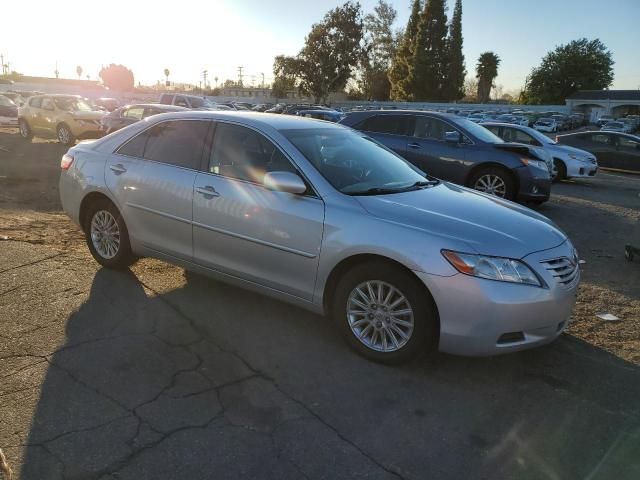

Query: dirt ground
[1,128,639,363]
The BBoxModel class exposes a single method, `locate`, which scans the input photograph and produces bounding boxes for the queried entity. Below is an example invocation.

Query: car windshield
[189,97,216,108]
[54,98,93,112]
[526,127,556,144]
[282,127,434,195]
[455,118,504,144]
[0,95,15,106]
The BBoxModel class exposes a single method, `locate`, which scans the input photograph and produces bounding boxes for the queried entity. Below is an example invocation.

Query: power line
[237,66,244,86]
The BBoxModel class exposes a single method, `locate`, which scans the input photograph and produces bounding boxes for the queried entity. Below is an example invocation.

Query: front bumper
[567,162,598,178]
[415,241,579,356]
[69,121,103,140]
[516,167,551,203]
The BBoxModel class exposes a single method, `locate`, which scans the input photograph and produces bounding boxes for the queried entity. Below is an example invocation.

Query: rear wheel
[84,199,136,269]
[19,118,32,140]
[553,159,566,183]
[469,167,515,200]
[332,261,438,364]
[57,123,75,145]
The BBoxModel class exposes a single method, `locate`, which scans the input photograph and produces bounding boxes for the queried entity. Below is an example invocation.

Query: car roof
[144,111,342,131]
[123,103,188,110]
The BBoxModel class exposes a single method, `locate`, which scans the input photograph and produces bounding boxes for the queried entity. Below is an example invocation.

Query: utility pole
[237,66,244,87]
[261,72,265,89]
[202,70,208,91]
[55,60,59,79]
[0,54,5,75]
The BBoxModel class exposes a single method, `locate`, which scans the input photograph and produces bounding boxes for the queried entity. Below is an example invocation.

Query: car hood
[71,110,105,120]
[355,182,567,259]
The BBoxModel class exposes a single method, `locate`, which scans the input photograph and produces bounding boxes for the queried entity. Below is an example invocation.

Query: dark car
[296,109,345,122]
[0,94,18,126]
[283,104,330,115]
[100,104,188,135]
[340,110,551,203]
[556,131,640,173]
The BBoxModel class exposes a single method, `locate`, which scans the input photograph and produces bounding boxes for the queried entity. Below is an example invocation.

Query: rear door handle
[109,164,127,174]
[408,142,421,149]
[195,185,220,197]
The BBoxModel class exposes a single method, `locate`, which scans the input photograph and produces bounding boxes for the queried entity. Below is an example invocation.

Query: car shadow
[18,266,640,479]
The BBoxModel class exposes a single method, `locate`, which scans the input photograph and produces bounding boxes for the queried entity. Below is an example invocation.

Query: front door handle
[109,163,127,174]
[195,185,220,197]
[408,142,421,149]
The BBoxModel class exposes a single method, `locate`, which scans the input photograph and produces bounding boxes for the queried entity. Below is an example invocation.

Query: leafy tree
[522,38,614,104]
[359,0,398,100]
[274,2,363,103]
[99,64,134,91]
[443,0,465,101]
[388,0,421,100]
[271,55,298,98]
[411,0,448,101]
[476,52,500,103]
[76,65,83,79]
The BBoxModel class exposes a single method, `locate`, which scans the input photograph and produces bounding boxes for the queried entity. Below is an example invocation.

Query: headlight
[442,250,542,286]
[520,158,548,171]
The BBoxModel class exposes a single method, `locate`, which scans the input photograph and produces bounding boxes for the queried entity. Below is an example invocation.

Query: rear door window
[590,133,612,145]
[117,120,210,170]
[159,94,173,105]
[29,97,42,108]
[359,115,412,136]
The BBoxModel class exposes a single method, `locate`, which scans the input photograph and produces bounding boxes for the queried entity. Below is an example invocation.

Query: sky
[0,0,638,92]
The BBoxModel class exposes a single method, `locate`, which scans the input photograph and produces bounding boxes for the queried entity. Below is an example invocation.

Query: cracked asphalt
[1,130,640,479]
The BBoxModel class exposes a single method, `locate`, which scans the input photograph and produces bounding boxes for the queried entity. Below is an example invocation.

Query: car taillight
[61,153,74,170]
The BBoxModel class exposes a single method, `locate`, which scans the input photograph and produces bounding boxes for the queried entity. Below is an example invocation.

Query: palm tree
[164,68,170,86]
[76,65,83,79]
[476,52,501,104]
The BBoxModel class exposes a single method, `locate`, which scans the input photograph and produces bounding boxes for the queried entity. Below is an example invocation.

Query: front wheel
[84,199,136,269]
[19,119,32,140]
[469,167,515,200]
[57,123,75,145]
[332,262,438,364]
[553,159,566,183]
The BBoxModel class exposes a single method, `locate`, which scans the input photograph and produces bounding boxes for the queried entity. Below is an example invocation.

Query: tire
[19,118,32,140]
[57,123,75,145]
[468,166,515,200]
[332,261,438,364]
[83,199,136,269]
[553,159,566,183]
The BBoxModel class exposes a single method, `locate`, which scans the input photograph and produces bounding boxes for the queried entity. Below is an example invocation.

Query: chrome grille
[541,257,579,286]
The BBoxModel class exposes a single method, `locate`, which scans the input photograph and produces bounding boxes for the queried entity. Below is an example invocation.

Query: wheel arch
[78,191,119,232]
[322,253,440,332]
[466,162,519,192]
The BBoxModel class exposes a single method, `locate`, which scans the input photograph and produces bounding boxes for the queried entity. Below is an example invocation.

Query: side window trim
[206,120,320,198]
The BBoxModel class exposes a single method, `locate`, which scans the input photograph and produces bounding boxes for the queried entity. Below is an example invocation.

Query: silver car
[59,112,580,363]
[483,122,598,182]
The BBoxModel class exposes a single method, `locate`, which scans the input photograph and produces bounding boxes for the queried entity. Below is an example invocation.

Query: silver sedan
[59,112,579,363]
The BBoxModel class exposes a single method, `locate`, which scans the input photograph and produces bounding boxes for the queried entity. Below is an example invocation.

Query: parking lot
[1,129,639,479]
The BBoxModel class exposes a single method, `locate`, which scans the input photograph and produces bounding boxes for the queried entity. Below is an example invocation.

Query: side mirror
[263,171,307,195]
[445,131,461,144]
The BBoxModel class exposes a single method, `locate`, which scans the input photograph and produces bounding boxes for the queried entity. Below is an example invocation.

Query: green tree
[476,52,500,103]
[522,38,614,104]
[359,0,398,100]
[271,55,298,98]
[99,64,134,91]
[411,0,448,101]
[388,0,421,101]
[274,2,363,103]
[443,0,465,101]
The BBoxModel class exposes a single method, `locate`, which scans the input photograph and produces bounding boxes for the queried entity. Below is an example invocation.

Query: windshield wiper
[348,180,439,196]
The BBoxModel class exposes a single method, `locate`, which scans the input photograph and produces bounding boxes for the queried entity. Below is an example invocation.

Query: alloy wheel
[346,280,414,353]
[474,174,507,197]
[90,210,121,259]
[19,120,29,138]
[58,125,71,144]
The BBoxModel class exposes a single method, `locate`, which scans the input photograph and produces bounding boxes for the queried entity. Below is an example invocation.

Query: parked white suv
[533,118,558,133]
